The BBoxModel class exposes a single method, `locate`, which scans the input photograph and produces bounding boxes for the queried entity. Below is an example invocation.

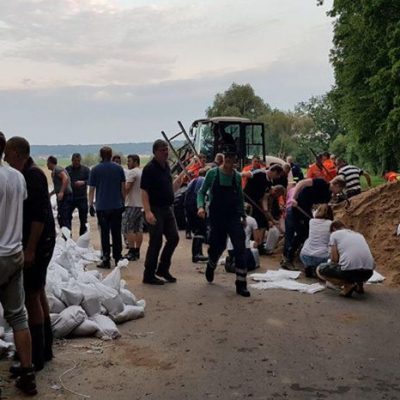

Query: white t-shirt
[329,229,375,271]
[300,218,332,258]
[125,167,143,208]
[227,216,258,250]
[0,164,27,256]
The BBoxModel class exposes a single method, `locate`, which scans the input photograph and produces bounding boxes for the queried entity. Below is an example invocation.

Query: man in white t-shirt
[0,132,37,395]
[317,220,375,297]
[122,154,144,261]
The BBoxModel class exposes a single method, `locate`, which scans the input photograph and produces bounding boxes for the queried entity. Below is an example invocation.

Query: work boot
[280,258,298,271]
[29,324,45,372]
[156,270,177,283]
[15,366,37,396]
[43,317,54,362]
[143,275,164,285]
[235,280,251,297]
[97,259,111,269]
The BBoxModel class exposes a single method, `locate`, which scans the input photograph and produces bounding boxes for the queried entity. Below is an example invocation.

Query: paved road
[2,232,399,400]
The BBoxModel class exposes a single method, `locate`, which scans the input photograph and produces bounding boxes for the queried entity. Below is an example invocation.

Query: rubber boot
[235,280,250,297]
[30,324,45,372]
[43,317,54,362]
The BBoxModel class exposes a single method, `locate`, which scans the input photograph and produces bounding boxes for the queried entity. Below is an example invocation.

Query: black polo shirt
[297,178,331,214]
[66,164,90,199]
[22,157,56,248]
[244,170,272,201]
[140,158,174,207]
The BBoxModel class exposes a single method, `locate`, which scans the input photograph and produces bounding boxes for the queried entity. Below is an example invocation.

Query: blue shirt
[89,161,126,211]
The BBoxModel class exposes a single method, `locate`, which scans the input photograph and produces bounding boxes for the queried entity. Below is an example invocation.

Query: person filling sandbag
[300,204,334,278]
[316,220,375,297]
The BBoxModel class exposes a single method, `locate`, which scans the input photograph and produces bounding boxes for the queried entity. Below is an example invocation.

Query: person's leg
[40,289,53,361]
[283,208,296,261]
[77,198,88,236]
[289,214,309,262]
[156,207,180,281]
[97,210,111,266]
[143,208,164,283]
[228,218,250,297]
[58,195,73,230]
[110,208,123,264]
[316,262,355,295]
[206,219,228,283]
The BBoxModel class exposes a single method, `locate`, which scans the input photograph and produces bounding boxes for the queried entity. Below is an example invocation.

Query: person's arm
[173,171,185,192]
[236,173,246,219]
[88,186,95,207]
[197,170,213,218]
[330,244,339,263]
[141,189,156,225]
[362,171,372,188]
[262,193,278,225]
[57,170,69,201]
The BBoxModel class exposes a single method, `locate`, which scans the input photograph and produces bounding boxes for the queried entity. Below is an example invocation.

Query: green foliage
[206,83,271,119]
[81,153,99,167]
[328,0,400,173]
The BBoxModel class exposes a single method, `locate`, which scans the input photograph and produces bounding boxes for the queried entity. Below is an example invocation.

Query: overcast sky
[0,0,334,145]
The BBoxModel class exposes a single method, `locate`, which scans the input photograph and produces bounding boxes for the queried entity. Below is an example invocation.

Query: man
[322,151,337,180]
[307,153,335,182]
[47,156,73,230]
[89,147,126,269]
[336,158,372,198]
[286,155,304,182]
[141,140,183,284]
[123,154,144,261]
[197,152,250,297]
[0,133,37,395]
[282,176,346,270]
[184,168,208,263]
[317,220,375,297]
[243,160,284,255]
[5,137,56,373]
[66,153,90,235]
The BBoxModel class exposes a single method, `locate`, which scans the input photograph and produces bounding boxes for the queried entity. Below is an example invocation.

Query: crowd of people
[0,131,379,395]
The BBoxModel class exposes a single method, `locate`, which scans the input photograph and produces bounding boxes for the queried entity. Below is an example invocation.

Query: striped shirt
[338,165,363,192]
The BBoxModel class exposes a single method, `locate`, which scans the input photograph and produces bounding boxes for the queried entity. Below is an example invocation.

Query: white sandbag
[47,295,66,313]
[95,282,119,301]
[116,258,129,267]
[49,263,70,282]
[251,247,260,268]
[76,227,91,248]
[3,330,14,346]
[81,295,101,317]
[120,288,137,306]
[0,339,14,357]
[60,287,84,306]
[0,326,4,338]
[90,315,120,339]
[102,268,122,291]
[102,295,124,316]
[52,306,86,338]
[86,270,102,280]
[112,305,145,324]
[61,227,71,238]
[71,319,101,337]
[265,226,280,252]
[100,305,107,315]
[78,271,101,284]
[55,251,77,278]
[135,299,146,308]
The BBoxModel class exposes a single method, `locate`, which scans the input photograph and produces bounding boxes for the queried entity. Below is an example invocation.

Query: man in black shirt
[287,156,304,182]
[5,136,56,372]
[282,176,345,270]
[140,139,184,285]
[66,153,90,235]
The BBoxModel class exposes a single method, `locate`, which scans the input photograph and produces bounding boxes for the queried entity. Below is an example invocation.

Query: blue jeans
[300,254,327,268]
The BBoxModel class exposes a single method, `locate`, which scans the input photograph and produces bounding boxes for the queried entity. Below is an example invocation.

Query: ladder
[161,121,199,177]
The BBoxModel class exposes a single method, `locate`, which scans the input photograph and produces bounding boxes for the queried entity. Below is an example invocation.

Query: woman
[300,204,334,277]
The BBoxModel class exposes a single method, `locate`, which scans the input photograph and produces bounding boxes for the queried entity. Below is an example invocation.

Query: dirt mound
[334,181,400,286]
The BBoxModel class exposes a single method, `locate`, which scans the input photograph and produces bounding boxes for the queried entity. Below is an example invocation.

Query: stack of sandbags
[46,228,146,341]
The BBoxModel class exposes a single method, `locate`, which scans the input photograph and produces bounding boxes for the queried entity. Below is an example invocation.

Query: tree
[328,0,400,172]
[206,83,271,119]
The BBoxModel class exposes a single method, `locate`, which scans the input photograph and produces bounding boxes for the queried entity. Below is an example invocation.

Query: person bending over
[317,220,375,297]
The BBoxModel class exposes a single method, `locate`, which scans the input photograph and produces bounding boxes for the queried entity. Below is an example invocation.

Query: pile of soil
[335,181,400,286]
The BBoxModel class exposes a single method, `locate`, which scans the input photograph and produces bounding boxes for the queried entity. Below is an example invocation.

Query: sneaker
[143,275,165,285]
[205,263,214,283]
[156,271,177,283]
[15,366,37,396]
[97,260,111,269]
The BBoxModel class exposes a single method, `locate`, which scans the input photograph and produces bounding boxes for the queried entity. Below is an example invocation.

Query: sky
[0,0,335,145]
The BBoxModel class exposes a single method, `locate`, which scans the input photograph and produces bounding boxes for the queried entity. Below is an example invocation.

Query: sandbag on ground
[90,315,121,339]
[52,306,86,338]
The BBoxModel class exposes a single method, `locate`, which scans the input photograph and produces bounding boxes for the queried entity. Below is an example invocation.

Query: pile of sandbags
[46,227,146,340]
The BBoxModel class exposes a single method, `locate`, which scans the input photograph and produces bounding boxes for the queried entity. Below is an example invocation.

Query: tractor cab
[190,117,265,169]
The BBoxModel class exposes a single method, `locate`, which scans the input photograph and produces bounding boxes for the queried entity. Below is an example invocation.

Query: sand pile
[335,181,400,286]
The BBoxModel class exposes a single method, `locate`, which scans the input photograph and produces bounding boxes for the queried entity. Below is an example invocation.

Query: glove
[89,205,96,217]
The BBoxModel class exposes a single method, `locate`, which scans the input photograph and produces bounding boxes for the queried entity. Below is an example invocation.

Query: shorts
[0,251,28,331]
[122,207,144,234]
[24,237,55,292]
[317,262,373,283]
